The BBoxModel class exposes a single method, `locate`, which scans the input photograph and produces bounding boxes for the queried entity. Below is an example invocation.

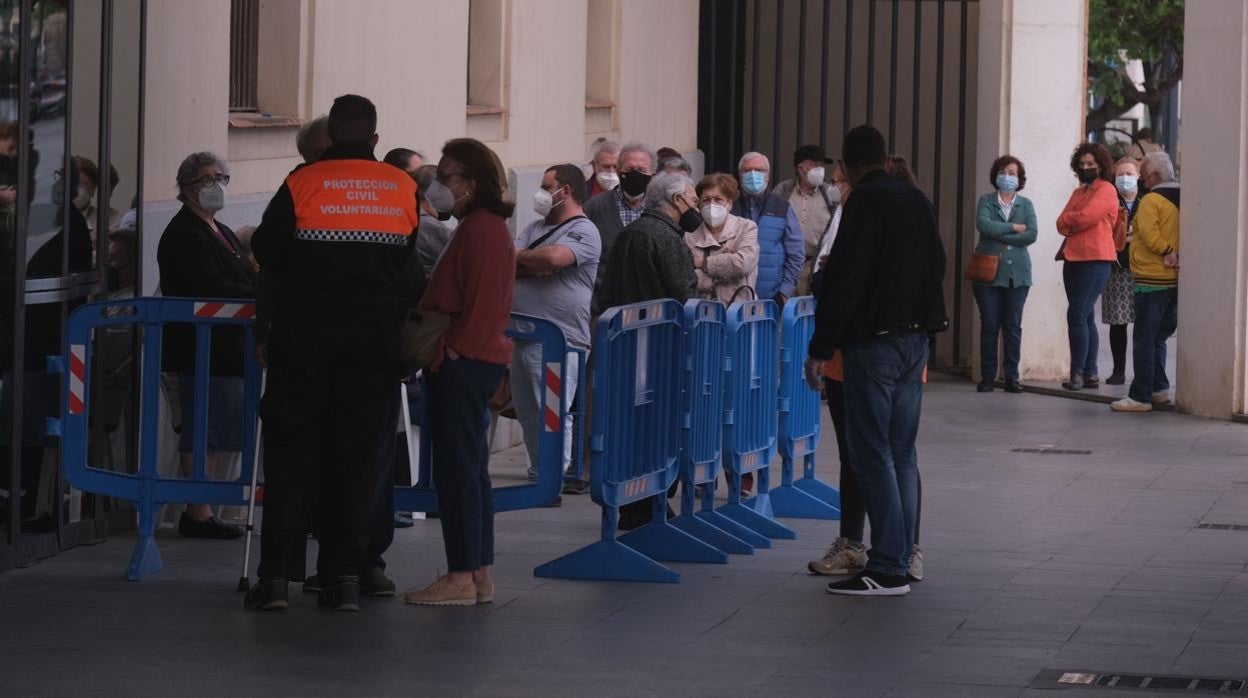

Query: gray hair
[1141,151,1176,183]
[661,156,693,176]
[618,141,658,173]
[643,171,694,211]
[737,151,770,172]
[590,138,620,164]
[295,115,329,162]
[175,151,228,201]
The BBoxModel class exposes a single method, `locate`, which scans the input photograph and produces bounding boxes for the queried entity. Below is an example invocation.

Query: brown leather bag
[400,306,451,373]
[963,249,1003,283]
[1112,204,1129,252]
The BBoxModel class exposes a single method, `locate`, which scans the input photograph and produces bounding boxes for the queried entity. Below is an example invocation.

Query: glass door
[0,0,144,569]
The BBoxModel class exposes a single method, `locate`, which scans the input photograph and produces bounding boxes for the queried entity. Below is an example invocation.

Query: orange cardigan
[1056,179,1119,263]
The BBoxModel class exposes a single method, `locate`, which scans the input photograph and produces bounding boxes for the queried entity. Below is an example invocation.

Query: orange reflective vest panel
[285,159,420,246]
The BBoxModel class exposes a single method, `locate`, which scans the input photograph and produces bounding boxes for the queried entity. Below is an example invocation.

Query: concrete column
[973,0,1088,382]
[1176,1,1248,418]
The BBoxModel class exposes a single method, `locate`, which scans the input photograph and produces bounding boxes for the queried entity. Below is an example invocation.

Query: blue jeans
[972,283,1030,381]
[842,332,928,577]
[1129,289,1178,403]
[1063,261,1111,376]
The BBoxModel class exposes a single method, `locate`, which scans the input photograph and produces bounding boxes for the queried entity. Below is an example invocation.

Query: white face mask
[596,171,619,191]
[198,182,226,212]
[806,167,826,188]
[700,202,728,229]
[73,187,91,211]
[533,187,563,218]
[826,185,842,205]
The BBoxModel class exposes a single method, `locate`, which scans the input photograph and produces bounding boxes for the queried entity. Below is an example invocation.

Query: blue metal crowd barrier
[52,298,580,580]
[534,300,699,583]
[770,296,841,519]
[394,313,574,514]
[716,300,796,540]
[50,298,264,581]
[672,300,757,555]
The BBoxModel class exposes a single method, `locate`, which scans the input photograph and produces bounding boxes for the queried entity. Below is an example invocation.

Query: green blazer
[974,191,1038,287]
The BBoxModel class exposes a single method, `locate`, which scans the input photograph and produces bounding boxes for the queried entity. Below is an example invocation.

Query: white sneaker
[808,537,868,576]
[907,545,925,582]
[1152,391,1171,406]
[1111,397,1153,413]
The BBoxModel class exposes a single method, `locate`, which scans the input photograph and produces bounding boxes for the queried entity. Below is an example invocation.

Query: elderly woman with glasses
[156,151,256,540]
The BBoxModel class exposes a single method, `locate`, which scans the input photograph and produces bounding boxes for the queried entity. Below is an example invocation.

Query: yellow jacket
[1129,185,1180,288]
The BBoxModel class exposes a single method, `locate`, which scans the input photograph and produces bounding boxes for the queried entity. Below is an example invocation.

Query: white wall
[1176,0,1248,418]
[974,0,1088,381]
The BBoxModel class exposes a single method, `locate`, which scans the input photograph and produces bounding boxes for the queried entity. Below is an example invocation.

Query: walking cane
[237,371,266,592]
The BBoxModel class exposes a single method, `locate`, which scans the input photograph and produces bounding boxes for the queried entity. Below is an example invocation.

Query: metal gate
[698,0,979,369]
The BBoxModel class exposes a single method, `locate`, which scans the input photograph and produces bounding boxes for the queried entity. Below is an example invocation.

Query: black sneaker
[303,575,324,594]
[1083,374,1101,389]
[359,567,396,597]
[1105,372,1126,386]
[179,512,244,540]
[393,513,415,529]
[244,578,289,610]
[825,571,911,597]
[318,575,360,612]
[1004,380,1023,394]
[976,381,994,393]
[562,479,590,495]
[543,495,563,508]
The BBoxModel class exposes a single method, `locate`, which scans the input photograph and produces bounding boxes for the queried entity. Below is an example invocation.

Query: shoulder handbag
[400,305,451,373]
[1112,204,1129,252]
[964,244,1004,283]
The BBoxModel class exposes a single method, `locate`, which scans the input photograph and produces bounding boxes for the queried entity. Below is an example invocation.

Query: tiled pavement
[2,377,1247,697]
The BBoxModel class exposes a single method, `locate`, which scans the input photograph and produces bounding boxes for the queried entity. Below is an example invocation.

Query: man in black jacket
[805,125,946,597]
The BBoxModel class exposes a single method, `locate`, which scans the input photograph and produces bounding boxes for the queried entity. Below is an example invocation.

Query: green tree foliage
[1086,0,1184,133]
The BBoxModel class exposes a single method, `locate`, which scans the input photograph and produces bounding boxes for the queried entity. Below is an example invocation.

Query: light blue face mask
[995,174,1019,193]
[1115,175,1138,193]
[741,170,767,195]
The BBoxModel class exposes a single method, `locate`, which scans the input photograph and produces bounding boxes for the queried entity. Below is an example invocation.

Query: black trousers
[257,316,398,581]
[426,356,504,572]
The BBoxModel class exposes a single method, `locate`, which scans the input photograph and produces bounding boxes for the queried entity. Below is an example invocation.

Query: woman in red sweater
[404,139,515,607]
[1056,142,1118,391]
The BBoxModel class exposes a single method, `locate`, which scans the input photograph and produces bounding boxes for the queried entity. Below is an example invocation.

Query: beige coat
[684,213,760,304]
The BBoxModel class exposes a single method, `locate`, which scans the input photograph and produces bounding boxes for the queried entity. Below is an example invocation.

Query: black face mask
[436,211,453,222]
[620,169,652,197]
[677,206,704,233]
[1077,168,1099,185]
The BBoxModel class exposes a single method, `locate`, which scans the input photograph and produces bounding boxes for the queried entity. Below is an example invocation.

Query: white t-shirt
[813,205,843,274]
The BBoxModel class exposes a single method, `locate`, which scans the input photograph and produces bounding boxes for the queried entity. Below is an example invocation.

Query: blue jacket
[973,191,1037,287]
[732,193,804,299]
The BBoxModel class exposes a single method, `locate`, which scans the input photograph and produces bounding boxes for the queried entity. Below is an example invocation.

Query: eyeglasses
[436,171,467,185]
[194,174,230,188]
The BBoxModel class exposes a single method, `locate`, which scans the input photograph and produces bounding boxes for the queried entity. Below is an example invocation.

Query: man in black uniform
[245,95,420,611]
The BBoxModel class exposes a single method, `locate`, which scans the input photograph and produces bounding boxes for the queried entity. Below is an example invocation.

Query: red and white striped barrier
[193,302,255,320]
[544,362,561,432]
[68,344,86,415]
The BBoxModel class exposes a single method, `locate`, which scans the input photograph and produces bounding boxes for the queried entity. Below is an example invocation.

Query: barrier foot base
[742,492,776,517]
[695,510,771,548]
[125,534,163,581]
[671,514,755,555]
[794,477,841,508]
[718,502,798,540]
[533,540,679,583]
[769,485,842,520]
[620,520,729,564]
